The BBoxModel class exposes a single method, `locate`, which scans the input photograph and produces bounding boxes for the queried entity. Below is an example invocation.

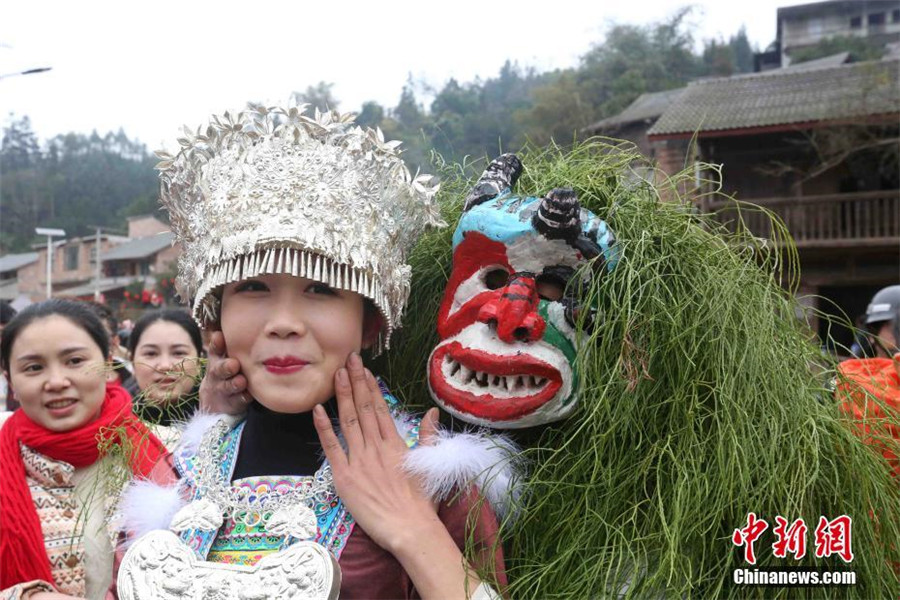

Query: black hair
[83,300,118,340]
[0,299,110,372]
[0,301,16,325]
[128,309,203,357]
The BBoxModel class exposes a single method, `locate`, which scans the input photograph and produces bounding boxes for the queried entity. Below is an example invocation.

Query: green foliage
[701,27,757,77]
[380,140,900,598]
[0,9,769,250]
[342,8,761,171]
[0,116,158,253]
[579,8,700,117]
[291,82,341,112]
[790,35,886,65]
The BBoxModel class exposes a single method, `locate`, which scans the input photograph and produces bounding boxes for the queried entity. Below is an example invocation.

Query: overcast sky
[2,0,790,148]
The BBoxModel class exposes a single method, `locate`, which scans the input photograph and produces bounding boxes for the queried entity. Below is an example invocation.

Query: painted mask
[427,154,617,428]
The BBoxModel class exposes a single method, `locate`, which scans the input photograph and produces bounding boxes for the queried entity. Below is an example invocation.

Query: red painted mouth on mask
[429,341,562,422]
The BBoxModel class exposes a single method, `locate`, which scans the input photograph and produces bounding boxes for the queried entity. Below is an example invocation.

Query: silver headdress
[157,104,444,349]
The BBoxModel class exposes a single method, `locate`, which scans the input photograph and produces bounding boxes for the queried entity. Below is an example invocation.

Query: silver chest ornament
[119,418,338,598]
[169,498,319,540]
[117,530,340,600]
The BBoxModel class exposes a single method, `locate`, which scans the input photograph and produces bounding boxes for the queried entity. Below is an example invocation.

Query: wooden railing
[707,190,900,248]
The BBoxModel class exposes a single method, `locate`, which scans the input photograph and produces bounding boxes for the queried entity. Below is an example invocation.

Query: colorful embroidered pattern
[173,380,419,565]
[205,476,355,565]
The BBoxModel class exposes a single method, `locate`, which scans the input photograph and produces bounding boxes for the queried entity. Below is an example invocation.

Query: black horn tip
[546,187,579,207]
[463,153,524,211]
[532,187,582,243]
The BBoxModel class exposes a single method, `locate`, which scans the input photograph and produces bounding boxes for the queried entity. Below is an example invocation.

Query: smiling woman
[112,105,513,600]
[0,299,167,600]
[128,309,203,426]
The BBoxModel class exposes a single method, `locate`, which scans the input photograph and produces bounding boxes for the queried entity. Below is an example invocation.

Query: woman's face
[132,320,201,404]
[6,315,107,432]
[219,273,366,413]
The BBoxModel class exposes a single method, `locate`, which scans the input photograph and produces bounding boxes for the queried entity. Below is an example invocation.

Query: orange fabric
[837,358,900,476]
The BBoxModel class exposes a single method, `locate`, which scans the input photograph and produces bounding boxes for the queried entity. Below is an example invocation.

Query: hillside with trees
[1,10,755,253]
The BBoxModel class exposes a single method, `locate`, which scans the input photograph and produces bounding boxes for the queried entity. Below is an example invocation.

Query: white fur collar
[177,411,240,454]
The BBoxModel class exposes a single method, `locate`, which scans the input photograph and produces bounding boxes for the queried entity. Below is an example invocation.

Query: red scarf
[0,382,168,589]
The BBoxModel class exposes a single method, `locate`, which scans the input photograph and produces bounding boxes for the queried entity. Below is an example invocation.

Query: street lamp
[0,67,52,81]
[36,227,65,298]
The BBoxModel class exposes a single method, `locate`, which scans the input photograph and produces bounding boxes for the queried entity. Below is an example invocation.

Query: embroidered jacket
[110,385,518,598]
[0,439,119,600]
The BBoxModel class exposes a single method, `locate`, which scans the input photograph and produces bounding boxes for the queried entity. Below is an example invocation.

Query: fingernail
[313,404,325,417]
[337,368,349,385]
[349,352,362,368]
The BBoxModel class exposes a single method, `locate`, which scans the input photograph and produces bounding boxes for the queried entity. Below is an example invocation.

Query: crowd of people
[0,102,897,600]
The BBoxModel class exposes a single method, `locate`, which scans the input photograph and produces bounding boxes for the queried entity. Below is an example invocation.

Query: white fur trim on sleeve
[117,480,186,545]
[403,428,524,520]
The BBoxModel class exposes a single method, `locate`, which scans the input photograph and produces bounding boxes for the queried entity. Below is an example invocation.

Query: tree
[789,35,886,64]
[515,8,702,146]
[291,82,340,113]
[730,26,755,73]
[1,115,40,170]
[515,69,593,146]
[380,85,430,170]
[702,39,736,77]
[0,119,158,254]
[356,101,385,129]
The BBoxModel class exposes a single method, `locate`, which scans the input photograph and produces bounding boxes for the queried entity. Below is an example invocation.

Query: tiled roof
[586,88,685,133]
[783,51,850,71]
[101,231,175,261]
[647,58,899,137]
[0,252,38,273]
[57,278,130,298]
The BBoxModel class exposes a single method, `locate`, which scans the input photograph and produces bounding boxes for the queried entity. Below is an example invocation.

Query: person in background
[838,301,900,477]
[0,302,17,410]
[127,309,203,426]
[861,285,900,358]
[117,319,134,354]
[84,301,135,391]
[0,299,167,600]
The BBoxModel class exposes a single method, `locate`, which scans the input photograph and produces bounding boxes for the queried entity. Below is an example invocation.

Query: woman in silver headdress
[110,105,514,599]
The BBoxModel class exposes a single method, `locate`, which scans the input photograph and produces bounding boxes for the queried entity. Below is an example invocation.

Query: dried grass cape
[375,140,900,599]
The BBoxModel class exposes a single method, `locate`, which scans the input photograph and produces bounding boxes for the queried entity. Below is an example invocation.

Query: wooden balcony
[707,190,900,249]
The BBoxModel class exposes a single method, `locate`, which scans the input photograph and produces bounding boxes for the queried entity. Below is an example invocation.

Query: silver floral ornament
[265,504,319,540]
[170,497,224,532]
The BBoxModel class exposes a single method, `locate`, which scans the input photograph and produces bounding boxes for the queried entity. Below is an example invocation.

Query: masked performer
[379,145,900,598]
[112,105,515,600]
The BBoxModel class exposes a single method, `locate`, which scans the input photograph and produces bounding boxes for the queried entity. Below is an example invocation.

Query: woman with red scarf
[0,300,167,600]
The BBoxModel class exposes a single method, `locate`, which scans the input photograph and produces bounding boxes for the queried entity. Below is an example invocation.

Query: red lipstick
[263,356,309,375]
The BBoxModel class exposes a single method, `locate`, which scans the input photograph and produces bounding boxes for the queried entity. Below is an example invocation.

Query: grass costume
[378,141,900,598]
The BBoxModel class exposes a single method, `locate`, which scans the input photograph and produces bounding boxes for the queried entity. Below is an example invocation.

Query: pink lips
[263,356,309,375]
[44,397,79,418]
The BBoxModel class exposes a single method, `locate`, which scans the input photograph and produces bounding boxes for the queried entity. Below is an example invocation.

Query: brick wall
[154,244,180,274]
[127,216,169,238]
[16,262,41,300]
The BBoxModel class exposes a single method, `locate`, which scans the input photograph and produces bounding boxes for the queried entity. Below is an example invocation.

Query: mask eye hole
[536,274,565,301]
[484,268,510,290]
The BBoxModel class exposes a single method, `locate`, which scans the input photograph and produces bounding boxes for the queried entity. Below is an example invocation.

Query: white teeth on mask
[442,354,549,397]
